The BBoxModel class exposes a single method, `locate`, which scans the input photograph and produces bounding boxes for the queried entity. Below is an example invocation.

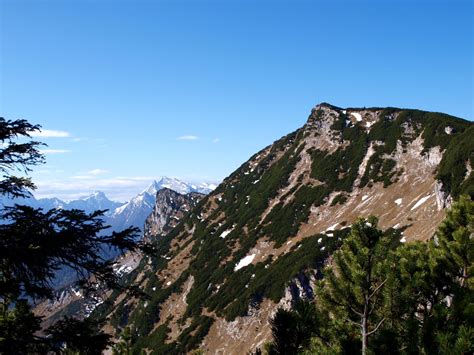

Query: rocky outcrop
[143,188,204,241]
[434,181,453,210]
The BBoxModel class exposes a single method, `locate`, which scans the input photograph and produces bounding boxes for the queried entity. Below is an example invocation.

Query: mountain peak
[87,191,107,200]
[314,102,342,111]
[141,180,162,196]
[111,177,215,230]
[140,177,216,196]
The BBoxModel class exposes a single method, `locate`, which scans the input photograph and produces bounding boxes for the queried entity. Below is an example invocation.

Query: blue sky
[1,0,472,201]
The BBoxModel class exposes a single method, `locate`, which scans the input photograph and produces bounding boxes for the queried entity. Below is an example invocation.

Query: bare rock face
[434,181,453,210]
[143,188,204,241]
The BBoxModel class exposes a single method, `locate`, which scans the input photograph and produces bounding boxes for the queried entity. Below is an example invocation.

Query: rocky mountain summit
[68,191,124,213]
[146,177,216,195]
[94,103,473,354]
[144,188,205,241]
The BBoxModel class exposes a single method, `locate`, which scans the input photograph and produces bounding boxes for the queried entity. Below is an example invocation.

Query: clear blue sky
[0,0,472,201]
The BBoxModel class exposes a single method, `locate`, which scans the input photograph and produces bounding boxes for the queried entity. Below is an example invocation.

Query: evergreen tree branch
[367,318,385,336]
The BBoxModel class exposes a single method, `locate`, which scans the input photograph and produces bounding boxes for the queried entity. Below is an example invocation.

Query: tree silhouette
[0,117,147,353]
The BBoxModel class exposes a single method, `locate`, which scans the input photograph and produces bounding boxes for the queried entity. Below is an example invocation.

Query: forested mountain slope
[96,103,473,354]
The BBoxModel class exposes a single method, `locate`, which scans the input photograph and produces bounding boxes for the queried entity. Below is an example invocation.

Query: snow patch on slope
[351,112,363,122]
[220,229,232,239]
[410,194,432,211]
[326,223,339,231]
[234,254,256,271]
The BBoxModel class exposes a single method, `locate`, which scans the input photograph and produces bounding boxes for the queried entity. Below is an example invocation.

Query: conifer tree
[433,194,473,290]
[47,317,111,354]
[430,195,473,353]
[367,196,473,353]
[267,301,319,355]
[0,117,147,353]
[317,216,394,355]
[381,241,434,353]
[112,326,133,355]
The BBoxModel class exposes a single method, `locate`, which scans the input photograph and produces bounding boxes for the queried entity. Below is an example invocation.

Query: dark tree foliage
[0,299,44,353]
[267,302,320,355]
[112,326,133,355]
[47,317,112,354]
[0,206,140,301]
[0,117,44,198]
[0,117,149,353]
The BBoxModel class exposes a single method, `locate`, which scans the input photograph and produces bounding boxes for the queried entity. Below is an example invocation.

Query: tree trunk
[362,268,370,355]
[461,263,468,288]
[362,314,368,355]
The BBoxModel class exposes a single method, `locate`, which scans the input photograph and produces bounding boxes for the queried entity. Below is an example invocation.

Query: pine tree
[317,216,394,355]
[430,195,474,353]
[433,195,473,290]
[266,199,473,355]
[381,241,434,353]
[0,117,44,198]
[267,302,319,355]
[112,327,133,355]
[47,317,112,354]
[379,196,473,353]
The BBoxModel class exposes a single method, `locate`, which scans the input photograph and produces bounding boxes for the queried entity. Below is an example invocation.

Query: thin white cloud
[31,129,70,138]
[115,176,156,181]
[87,169,109,176]
[71,137,87,142]
[71,175,96,180]
[40,149,71,154]
[71,168,109,180]
[35,176,156,201]
[212,138,220,143]
[177,135,199,141]
[35,169,64,175]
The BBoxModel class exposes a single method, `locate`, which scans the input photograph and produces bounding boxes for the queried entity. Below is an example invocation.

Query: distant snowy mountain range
[0,177,216,235]
[106,177,215,233]
[0,191,122,214]
[0,177,216,289]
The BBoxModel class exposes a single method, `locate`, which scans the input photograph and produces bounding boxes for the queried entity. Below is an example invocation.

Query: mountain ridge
[92,103,473,353]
